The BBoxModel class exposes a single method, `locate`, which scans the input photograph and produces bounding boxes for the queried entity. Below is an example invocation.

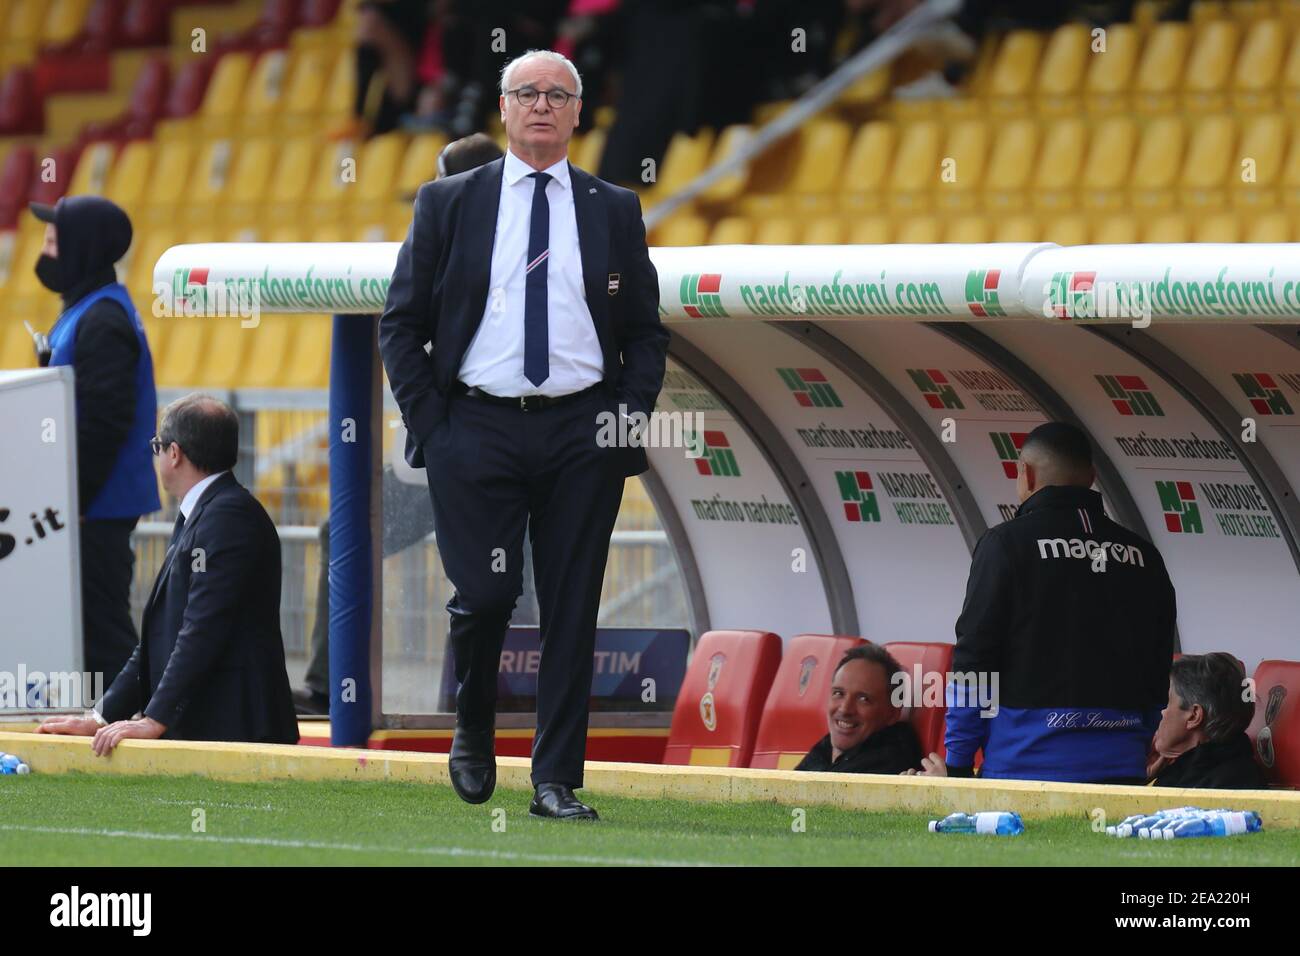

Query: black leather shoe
[529,783,598,820]
[448,725,496,804]
[292,687,329,716]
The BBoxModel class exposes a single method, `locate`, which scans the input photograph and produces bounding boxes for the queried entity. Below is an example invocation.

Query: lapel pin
[608,273,620,294]
[589,187,597,194]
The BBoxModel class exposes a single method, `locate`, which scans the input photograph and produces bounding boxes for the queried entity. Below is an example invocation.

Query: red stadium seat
[1246,660,1300,787]
[162,58,218,121]
[0,68,44,136]
[663,630,782,768]
[82,56,170,144]
[883,641,954,759]
[213,0,302,53]
[0,146,36,228]
[749,634,867,769]
[299,0,342,27]
[28,144,81,208]
[121,0,176,48]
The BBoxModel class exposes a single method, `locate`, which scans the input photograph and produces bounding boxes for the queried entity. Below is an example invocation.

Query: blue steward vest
[48,283,161,519]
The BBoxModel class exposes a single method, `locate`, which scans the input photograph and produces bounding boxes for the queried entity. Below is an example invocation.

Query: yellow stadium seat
[281,47,336,133]
[802,217,846,245]
[708,216,752,244]
[991,215,1038,242]
[934,119,988,214]
[847,216,891,244]
[0,229,20,291]
[1132,0,1166,32]
[219,139,276,229]
[239,49,295,135]
[1127,116,1184,210]
[1133,23,1190,114]
[284,315,332,389]
[239,314,293,388]
[42,0,90,45]
[199,318,253,388]
[650,213,709,247]
[1190,1,1229,24]
[387,200,412,241]
[1192,211,1240,241]
[104,140,153,216]
[1281,120,1300,207]
[302,139,359,228]
[1,321,38,370]
[1232,19,1286,110]
[1180,114,1236,209]
[1041,213,1089,246]
[840,64,890,108]
[788,119,852,201]
[895,216,941,243]
[1035,23,1090,116]
[1227,0,1276,21]
[1080,116,1139,211]
[155,315,208,388]
[198,52,254,126]
[1282,0,1300,25]
[840,121,895,214]
[182,139,239,226]
[1244,211,1292,240]
[1091,214,1140,243]
[983,117,1038,214]
[396,132,449,197]
[1143,212,1191,242]
[263,136,318,225]
[124,227,178,302]
[945,215,990,243]
[1083,23,1141,115]
[700,125,755,204]
[140,140,195,225]
[1031,117,1087,212]
[1282,23,1300,109]
[320,45,355,125]
[753,218,800,244]
[1232,113,1288,208]
[571,128,605,173]
[1183,20,1240,113]
[643,129,715,210]
[345,131,408,227]
[886,120,941,212]
[987,30,1045,114]
[67,141,115,197]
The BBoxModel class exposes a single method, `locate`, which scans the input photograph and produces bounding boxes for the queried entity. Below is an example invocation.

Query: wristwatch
[83,708,107,727]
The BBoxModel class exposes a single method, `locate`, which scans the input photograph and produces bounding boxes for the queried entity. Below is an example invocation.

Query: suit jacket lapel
[462,158,504,336]
[142,473,235,625]
[570,162,610,338]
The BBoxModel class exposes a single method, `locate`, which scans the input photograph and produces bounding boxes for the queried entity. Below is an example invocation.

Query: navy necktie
[168,512,185,553]
[524,171,551,387]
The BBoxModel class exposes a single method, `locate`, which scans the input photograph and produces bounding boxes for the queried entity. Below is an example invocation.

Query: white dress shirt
[457,148,605,397]
[179,470,227,520]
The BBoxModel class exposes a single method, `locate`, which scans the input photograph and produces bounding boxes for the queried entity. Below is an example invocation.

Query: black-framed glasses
[150,436,168,456]
[507,86,577,109]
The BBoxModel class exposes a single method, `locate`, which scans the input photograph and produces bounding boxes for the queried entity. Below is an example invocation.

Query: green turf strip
[2,773,1297,866]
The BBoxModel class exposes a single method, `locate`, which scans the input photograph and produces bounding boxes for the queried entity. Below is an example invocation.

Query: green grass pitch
[2,773,1297,866]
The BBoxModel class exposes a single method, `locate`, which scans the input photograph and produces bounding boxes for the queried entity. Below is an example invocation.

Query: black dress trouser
[79,516,140,692]
[424,383,625,788]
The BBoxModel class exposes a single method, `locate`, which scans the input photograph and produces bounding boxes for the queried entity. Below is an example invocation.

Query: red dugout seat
[749,634,866,769]
[1247,660,1300,787]
[883,641,954,759]
[663,630,782,768]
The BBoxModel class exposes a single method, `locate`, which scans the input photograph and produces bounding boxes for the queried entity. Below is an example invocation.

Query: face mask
[35,254,66,293]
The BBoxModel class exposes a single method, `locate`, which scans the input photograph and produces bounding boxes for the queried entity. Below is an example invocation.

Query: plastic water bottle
[0,754,20,774]
[1111,807,1204,838]
[1157,811,1263,840]
[15,764,29,775]
[928,811,1024,835]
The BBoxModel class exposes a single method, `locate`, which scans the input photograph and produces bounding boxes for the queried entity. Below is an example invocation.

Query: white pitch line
[0,824,731,867]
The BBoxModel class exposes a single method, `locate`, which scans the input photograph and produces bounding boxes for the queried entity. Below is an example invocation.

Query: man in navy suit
[39,394,298,752]
[379,49,669,819]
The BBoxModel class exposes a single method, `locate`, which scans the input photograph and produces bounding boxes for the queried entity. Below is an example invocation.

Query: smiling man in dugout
[795,644,924,774]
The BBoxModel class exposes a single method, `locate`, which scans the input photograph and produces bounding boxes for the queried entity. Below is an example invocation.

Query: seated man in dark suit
[39,393,298,753]
[795,644,923,774]
[1149,652,1268,789]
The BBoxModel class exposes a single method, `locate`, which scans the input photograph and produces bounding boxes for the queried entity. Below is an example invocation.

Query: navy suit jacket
[98,472,299,744]
[378,156,670,476]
